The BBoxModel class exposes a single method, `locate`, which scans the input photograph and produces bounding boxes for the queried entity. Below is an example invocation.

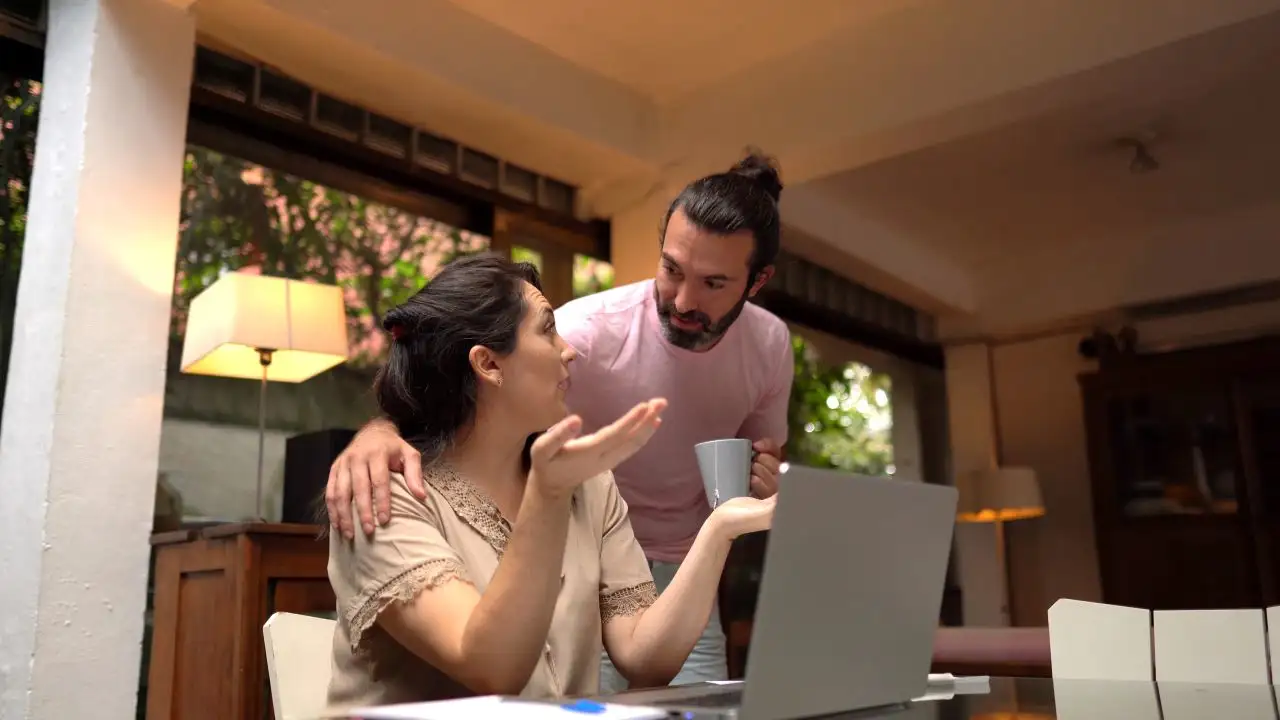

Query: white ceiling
[441,0,919,103]
[812,11,1280,275]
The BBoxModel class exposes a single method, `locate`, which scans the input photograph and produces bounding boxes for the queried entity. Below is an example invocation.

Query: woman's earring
[496,375,503,387]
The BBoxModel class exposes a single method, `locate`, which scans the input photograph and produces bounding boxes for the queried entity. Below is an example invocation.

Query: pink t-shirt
[555,280,794,563]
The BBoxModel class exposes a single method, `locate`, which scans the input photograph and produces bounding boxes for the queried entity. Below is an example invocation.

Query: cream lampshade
[180,273,349,519]
[180,273,349,383]
[956,467,1045,523]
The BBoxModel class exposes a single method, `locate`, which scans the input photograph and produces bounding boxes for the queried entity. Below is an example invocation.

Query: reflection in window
[174,146,488,369]
[162,145,490,524]
[1107,391,1239,516]
[573,254,615,298]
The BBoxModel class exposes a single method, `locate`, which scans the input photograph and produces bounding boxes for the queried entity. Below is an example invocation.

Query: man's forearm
[459,487,572,694]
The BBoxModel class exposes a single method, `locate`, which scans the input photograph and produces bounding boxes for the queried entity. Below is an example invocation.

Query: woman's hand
[708,495,777,541]
[528,398,667,499]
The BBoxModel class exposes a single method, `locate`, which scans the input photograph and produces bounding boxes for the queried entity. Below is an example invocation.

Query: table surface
[317,676,1280,719]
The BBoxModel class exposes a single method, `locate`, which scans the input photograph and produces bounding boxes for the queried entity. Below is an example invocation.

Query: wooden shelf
[145,523,333,720]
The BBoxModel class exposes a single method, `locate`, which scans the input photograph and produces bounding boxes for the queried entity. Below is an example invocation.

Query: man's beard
[654,285,749,351]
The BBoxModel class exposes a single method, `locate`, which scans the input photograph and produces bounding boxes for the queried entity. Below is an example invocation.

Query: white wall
[993,334,1103,624]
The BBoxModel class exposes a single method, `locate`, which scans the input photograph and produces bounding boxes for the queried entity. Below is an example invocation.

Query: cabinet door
[1234,375,1280,606]
[1103,388,1241,518]
[1085,379,1261,609]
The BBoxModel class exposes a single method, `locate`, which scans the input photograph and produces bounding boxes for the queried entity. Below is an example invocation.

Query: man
[325,152,795,689]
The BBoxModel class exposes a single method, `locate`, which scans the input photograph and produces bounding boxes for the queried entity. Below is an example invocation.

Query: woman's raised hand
[528,398,667,498]
[709,495,777,540]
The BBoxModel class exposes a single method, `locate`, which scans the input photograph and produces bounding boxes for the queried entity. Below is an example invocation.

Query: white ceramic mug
[694,438,752,509]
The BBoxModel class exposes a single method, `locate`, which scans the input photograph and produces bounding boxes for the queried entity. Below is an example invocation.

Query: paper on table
[350,695,669,720]
[916,674,991,703]
[929,673,989,687]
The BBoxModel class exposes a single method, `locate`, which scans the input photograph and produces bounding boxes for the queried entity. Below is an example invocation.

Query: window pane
[0,77,41,436]
[787,335,895,476]
[512,245,543,273]
[164,143,491,522]
[573,254,614,298]
[172,145,488,371]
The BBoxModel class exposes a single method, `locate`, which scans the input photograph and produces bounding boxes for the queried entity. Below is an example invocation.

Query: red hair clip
[389,324,405,340]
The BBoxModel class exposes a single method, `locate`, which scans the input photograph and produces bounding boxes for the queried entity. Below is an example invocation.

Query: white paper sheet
[915,674,991,702]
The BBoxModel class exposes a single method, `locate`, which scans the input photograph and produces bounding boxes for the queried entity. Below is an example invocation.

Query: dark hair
[375,252,542,460]
[661,151,784,279]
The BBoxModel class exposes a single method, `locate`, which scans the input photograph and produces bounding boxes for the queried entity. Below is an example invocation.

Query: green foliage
[175,147,486,367]
[573,254,615,298]
[787,334,894,475]
[0,77,40,433]
[513,246,616,300]
[511,245,542,271]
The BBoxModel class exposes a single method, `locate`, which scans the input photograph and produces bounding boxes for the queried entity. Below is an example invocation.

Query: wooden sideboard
[145,523,333,720]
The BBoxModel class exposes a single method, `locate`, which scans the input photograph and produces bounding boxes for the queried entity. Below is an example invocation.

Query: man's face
[653,208,773,351]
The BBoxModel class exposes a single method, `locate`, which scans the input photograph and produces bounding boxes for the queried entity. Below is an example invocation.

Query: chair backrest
[263,612,337,720]
[1268,606,1280,685]
[1153,608,1269,684]
[1048,599,1153,681]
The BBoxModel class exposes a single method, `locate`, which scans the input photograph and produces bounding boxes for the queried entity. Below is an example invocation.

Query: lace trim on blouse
[347,558,473,651]
[600,581,658,623]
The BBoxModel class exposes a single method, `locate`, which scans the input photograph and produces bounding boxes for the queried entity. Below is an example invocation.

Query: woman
[326,253,774,710]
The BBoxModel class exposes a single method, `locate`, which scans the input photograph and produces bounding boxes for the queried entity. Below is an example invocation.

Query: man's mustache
[663,305,711,329]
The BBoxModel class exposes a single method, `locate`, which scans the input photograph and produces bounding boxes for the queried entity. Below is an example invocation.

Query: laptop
[607,466,958,720]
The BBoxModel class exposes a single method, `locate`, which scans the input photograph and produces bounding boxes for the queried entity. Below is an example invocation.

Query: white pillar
[944,342,1006,626]
[0,0,194,716]
[887,366,923,483]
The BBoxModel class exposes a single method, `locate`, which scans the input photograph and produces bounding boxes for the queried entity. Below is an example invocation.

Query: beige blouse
[325,464,658,713]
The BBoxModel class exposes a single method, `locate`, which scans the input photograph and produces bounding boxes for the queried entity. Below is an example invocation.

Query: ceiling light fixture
[1116,137,1160,174]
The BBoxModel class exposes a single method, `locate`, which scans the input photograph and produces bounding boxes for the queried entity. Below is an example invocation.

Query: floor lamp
[956,467,1045,626]
[180,273,348,521]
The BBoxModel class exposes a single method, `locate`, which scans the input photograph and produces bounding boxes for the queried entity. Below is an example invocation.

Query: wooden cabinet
[145,523,333,720]
[1081,337,1280,610]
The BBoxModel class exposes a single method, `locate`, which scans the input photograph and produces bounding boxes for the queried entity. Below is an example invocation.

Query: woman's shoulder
[384,469,451,522]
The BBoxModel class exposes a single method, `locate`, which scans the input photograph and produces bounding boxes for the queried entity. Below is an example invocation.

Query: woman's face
[494,282,576,431]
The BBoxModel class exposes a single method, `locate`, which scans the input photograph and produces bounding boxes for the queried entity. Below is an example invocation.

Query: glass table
[317,676,1280,719]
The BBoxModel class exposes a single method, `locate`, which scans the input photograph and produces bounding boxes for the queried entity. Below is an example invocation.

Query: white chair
[1153,608,1269,684]
[1266,606,1280,685]
[263,612,337,720]
[1154,609,1273,720]
[1048,599,1160,720]
[1048,598,1154,680]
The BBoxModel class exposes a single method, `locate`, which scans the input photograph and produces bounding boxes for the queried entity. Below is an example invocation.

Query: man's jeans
[599,559,728,693]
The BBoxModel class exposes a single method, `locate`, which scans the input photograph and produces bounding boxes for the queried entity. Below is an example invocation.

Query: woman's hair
[375,252,542,460]
[661,150,784,280]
